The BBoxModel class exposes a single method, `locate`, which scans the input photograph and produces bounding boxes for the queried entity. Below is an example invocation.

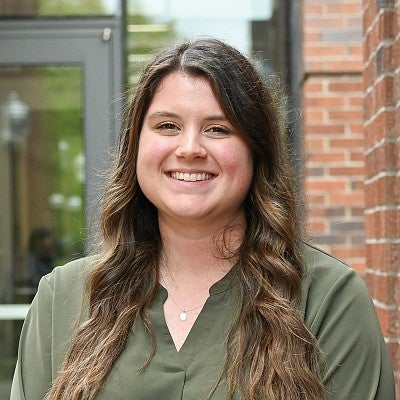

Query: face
[136,71,253,228]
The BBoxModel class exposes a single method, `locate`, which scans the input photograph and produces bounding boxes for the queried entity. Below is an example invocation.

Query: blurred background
[0,0,399,397]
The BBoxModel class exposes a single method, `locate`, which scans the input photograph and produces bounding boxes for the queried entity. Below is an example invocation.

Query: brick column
[363,0,400,394]
[302,0,366,272]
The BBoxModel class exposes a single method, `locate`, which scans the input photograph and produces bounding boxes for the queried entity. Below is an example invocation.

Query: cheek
[220,147,254,188]
[136,136,158,189]
[137,135,168,172]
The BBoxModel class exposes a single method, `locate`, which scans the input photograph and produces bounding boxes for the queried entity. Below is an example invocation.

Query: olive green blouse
[11,243,395,399]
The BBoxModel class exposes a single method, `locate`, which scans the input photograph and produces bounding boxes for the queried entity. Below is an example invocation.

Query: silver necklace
[159,267,205,321]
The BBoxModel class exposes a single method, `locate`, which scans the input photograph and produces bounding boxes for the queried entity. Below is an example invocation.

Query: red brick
[328,110,363,120]
[386,342,400,371]
[329,138,365,148]
[304,137,324,151]
[348,45,363,56]
[329,166,365,176]
[303,109,324,121]
[363,90,374,120]
[331,246,366,260]
[304,17,347,29]
[367,273,400,304]
[376,76,395,106]
[305,180,347,191]
[366,243,400,272]
[379,10,396,40]
[329,81,363,92]
[363,56,377,89]
[365,20,381,55]
[364,77,396,120]
[349,96,363,106]
[363,3,377,33]
[364,175,397,208]
[304,32,323,43]
[365,141,398,178]
[304,96,345,107]
[324,59,363,73]
[304,124,346,135]
[381,44,398,72]
[308,207,325,218]
[350,123,363,134]
[307,152,346,163]
[350,151,365,162]
[351,206,365,217]
[329,192,365,205]
[365,210,400,239]
[308,220,327,233]
[374,306,400,338]
[352,260,367,274]
[303,79,324,92]
[306,167,326,177]
[364,110,396,147]
[304,45,346,57]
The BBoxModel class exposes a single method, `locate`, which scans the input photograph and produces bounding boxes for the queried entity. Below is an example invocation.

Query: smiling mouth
[170,172,214,182]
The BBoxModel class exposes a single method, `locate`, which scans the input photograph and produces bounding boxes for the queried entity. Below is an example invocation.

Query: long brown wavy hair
[45,38,326,399]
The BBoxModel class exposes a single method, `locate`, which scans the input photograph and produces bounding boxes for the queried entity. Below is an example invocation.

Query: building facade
[302,0,400,394]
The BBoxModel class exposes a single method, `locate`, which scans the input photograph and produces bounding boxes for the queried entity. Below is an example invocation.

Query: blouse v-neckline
[151,266,238,364]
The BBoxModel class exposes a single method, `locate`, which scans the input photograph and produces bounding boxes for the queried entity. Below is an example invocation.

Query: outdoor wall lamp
[1,91,30,145]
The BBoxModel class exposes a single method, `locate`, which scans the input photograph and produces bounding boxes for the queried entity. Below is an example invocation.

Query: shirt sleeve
[305,264,395,400]
[10,275,54,400]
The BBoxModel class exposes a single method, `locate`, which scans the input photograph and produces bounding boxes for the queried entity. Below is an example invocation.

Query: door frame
[0,17,123,318]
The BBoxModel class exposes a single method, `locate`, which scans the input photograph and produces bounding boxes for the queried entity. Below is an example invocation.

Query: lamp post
[1,91,30,303]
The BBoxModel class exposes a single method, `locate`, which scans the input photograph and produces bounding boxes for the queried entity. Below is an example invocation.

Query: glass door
[0,65,85,294]
[0,18,122,396]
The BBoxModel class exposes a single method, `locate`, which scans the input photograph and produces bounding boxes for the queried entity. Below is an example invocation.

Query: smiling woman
[137,72,253,232]
[11,38,395,400]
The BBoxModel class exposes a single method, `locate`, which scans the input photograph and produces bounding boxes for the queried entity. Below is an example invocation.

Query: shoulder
[42,254,98,291]
[298,245,395,397]
[35,255,99,319]
[299,241,365,293]
[298,242,371,327]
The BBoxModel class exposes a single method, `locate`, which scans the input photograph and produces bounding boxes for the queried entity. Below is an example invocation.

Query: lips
[169,172,214,182]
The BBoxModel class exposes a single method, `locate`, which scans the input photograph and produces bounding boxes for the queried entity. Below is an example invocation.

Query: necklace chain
[159,265,205,321]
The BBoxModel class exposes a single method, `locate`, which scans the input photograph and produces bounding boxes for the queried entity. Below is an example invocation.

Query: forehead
[147,71,223,113]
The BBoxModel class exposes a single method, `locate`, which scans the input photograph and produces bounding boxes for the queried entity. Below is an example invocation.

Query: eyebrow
[146,111,179,120]
[146,111,229,122]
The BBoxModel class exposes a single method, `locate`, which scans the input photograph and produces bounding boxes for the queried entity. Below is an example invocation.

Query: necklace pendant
[179,311,188,321]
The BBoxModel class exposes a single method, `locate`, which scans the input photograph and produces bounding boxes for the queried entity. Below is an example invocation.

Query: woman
[11,38,395,400]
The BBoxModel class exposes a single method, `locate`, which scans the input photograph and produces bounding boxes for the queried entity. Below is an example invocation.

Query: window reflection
[0,66,85,306]
[126,0,286,86]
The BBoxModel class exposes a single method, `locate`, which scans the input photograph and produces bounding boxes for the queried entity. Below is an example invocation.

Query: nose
[174,130,207,159]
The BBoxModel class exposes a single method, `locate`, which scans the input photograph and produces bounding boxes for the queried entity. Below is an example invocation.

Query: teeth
[171,172,212,181]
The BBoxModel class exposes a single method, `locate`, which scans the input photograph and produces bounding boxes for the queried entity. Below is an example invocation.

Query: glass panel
[0,0,120,17]
[126,0,286,87]
[0,65,85,395]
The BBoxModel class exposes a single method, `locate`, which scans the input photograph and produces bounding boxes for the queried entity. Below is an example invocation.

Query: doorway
[0,17,123,394]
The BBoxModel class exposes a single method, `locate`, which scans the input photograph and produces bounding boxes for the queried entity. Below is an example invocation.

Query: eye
[204,125,233,137]
[156,122,180,134]
[158,122,178,130]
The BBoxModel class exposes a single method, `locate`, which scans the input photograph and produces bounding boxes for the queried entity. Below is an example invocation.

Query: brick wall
[303,0,400,394]
[302,0,366,273]
[363,0,400,394]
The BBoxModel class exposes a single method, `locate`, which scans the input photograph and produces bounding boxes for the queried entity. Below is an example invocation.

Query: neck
[158,212,246,279]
